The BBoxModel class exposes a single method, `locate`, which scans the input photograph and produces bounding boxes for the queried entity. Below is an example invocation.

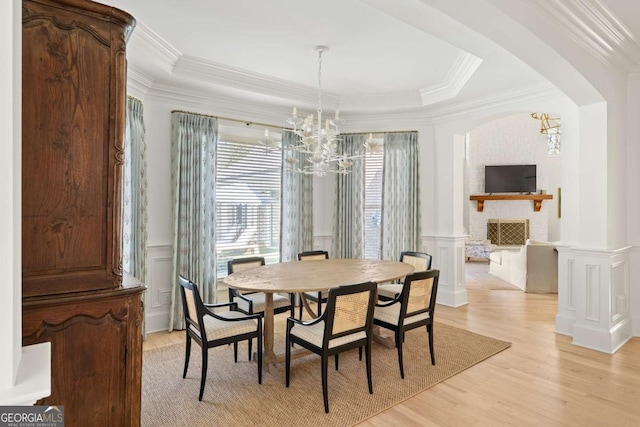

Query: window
[215,135,282,277]
[364,140,384,259]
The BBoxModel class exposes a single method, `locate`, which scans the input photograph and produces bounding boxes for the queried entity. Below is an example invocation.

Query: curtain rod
[171,110,290,131]
[170,110,417,135]
[339,130,418,136]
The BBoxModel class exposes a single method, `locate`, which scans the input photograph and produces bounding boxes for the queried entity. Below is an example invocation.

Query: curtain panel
[280,131,314,261]
[332,134,366,259]
[381,131,421,260]
[123,96,148,281]
[169,111,218,331]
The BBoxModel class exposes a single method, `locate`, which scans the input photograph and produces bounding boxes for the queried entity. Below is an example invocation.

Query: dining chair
[227,256,295,359]
[373,269,440,379]
[178,275,263,401]
[297,250,329,318]
[286,281,377,413]
[377,251,433,301]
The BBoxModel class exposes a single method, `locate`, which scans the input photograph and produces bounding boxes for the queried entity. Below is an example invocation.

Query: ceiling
[104,0,640,114]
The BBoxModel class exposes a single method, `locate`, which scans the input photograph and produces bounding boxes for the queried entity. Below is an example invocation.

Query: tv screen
[484,165,536,194]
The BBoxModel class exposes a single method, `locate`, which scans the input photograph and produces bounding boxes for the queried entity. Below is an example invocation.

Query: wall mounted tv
[484,164,536,194]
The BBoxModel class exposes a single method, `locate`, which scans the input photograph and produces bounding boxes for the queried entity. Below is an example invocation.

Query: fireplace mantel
[470,194,553,212]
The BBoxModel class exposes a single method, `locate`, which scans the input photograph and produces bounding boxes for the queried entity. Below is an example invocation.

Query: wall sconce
[531,112,561,155]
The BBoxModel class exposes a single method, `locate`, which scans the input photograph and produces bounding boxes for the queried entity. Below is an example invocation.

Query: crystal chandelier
[263,46,375,176]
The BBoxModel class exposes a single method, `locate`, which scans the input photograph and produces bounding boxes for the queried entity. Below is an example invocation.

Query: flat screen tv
[484,164,536,194]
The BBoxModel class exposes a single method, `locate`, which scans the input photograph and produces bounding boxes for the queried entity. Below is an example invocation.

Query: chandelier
[531,112,561,155]
[263,46,375,176]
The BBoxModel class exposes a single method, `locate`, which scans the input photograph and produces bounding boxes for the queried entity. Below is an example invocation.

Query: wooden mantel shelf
[470,194,553,212]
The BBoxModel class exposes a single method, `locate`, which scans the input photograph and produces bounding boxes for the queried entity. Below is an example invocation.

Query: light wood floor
[144,262,640,426]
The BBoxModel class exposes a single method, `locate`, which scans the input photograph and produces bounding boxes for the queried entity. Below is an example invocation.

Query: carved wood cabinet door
[22,0,132,297]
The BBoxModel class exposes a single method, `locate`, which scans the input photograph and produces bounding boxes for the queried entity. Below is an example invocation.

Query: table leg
[372,325,395,348]
[300,293,317,318]
[262,293,276,372]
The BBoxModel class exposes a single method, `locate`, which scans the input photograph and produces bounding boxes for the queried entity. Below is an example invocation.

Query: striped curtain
[332,134,366,259]
[169,112,218,331]
[280,130,314,261]
[381,131,421,260]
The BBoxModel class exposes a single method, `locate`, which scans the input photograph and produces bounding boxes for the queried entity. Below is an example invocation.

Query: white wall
[464,112,561,242]
[0,0,21,391]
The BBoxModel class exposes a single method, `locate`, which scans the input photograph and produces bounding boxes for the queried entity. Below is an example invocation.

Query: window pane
[364,149,383,259]
[216,139,281,277]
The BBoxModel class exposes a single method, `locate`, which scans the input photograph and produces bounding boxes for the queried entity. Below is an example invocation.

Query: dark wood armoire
[21,0,144,426]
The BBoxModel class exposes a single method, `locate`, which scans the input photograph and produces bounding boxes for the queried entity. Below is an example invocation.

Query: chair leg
[257,330,263,385]
[366,341,373,394]
[198,346,208,401]
[358,346,362,361]
[334,354,339,370]
[396,329,405,379]
[427,324,435,365]
[317,296,323,316]
[183,334,191,378]
[233,342,238,363]
[285,323,292,387]
[248,337,253,361]
[321,354,329,413]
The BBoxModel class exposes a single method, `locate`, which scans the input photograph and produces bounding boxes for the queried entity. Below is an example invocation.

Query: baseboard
[145,311,170,334]
[572,318,632,354]
[436,287,468,308]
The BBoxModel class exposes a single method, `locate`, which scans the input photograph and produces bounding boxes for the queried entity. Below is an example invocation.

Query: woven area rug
[142,322,510,427]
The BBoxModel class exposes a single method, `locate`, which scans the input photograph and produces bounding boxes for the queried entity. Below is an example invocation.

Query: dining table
[222,258,415,371]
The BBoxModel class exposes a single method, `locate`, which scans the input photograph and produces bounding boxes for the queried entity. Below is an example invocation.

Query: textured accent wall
[465,113,559,243]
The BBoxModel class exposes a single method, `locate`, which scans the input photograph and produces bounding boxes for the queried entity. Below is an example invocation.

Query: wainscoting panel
[145,245,173,333]
[555,248,576,336]
[567,259,575,311]
[611,260,628,323]
[585,264,601,322]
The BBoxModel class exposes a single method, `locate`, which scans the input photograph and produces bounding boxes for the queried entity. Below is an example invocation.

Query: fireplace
[487,219,529,246]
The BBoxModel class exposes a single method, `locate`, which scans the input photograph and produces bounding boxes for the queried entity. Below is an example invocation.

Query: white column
[555,102,633,353]
[427,131,467,307]
[626,74,640,337]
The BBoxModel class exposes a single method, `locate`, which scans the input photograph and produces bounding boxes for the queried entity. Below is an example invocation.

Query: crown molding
[172,55,340,108]
[428,83,562,123]
[145,81,293,126]
[420,52,483,106]
[142,77,564,132]
[127,66,154,93]
[532,0,640,70]
[128,21,181,75]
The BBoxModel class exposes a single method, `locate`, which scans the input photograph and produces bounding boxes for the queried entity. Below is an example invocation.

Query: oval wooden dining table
[222,258,415,371]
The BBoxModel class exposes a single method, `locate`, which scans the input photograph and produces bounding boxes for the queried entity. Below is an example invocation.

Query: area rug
[141,322,510,427]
